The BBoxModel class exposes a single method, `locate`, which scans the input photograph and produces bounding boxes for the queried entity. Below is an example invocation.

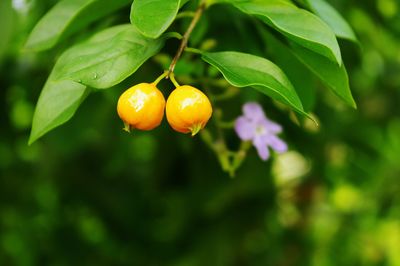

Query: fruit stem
[167,0,206,76]
[152,71,169,85]
[169,72,181,88]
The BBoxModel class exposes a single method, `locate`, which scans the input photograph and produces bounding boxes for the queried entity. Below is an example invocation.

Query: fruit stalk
[168,0,206,75]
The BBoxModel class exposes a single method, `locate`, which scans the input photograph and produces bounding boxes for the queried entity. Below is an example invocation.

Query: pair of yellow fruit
[117,82,212,136]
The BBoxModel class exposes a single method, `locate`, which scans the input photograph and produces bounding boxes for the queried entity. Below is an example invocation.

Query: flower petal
[267,135,288,153]
[253,135,270,161]
[235,116,256,141]
[243,102,266,121]
[261,120,282,134]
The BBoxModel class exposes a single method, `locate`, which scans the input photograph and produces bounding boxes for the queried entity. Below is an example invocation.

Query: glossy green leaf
[56,25,166,89]
[130,0,181,38]
[29,79,89,145]
[258,26,316,112]
[255,21,355,108]
[306,0,357,42]
[180,0,191,7]
[217,0,342,65]
[290,42,356,108]
[25,0,131,51]
[202,51,308,116]
[29,24,168,144]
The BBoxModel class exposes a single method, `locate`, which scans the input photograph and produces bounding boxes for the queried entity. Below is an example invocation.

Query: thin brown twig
[167,0,206,76]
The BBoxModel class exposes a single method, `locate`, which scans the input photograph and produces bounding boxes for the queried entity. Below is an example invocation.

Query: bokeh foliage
[0,0,400,265]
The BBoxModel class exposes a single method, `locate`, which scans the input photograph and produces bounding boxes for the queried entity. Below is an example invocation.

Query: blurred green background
[1,0,400,265]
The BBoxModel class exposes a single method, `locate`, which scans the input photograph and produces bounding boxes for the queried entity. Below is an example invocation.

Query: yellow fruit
[166,85,212,136]
[117,83,165,131]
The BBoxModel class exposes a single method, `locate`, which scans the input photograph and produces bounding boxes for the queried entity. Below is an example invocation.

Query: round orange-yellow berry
[166,85,212,136]
[117,83,165,131]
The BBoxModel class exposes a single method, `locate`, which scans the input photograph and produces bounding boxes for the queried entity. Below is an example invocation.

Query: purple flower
[235,102,288,161]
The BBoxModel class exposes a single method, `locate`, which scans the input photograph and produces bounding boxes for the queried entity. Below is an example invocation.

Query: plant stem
[229,141,252,177]
[184,47,203,54]
[168,0,206,75]
[169,72,181,87]
[152,71,169,85]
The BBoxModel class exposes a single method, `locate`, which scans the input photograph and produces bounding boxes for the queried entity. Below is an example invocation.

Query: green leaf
[130,0,181,38]
[306,0,357,42]
[56,25,166,89]
[180,0,191,7]
[202,51,308,117]
[258,26,316,112]
[216,0,342,65]
[290,42,356,108]
[29,80,89,145]
[25,0,131,52]
[29,24,168,144]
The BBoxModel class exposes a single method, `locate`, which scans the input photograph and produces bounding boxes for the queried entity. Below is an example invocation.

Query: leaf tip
[349,98,357,109]
[305,113,319,127]
[334,51,342,66]
[28,133,37,146]
[342,93,357,109]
